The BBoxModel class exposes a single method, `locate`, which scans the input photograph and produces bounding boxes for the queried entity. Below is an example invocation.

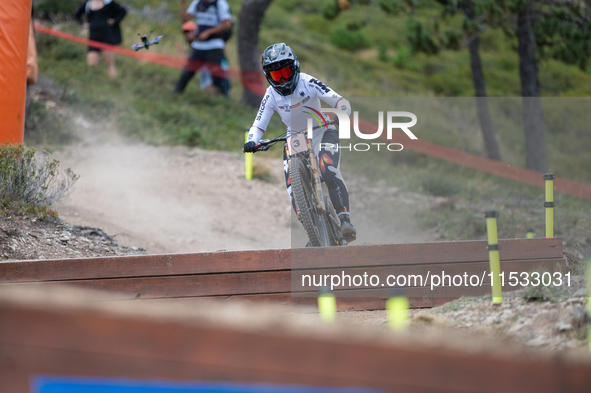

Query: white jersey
[247,73,351,144]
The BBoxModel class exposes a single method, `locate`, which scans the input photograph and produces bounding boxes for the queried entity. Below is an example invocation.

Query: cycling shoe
[340,214,356,243]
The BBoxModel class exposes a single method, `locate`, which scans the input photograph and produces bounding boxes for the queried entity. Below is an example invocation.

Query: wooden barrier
[0,284,590,393]
[0,238,566,310]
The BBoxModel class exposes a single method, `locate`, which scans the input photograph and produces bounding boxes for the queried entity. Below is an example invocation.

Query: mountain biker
[243,43,356,243]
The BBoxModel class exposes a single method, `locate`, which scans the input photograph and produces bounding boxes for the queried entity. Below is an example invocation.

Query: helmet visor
[268,65,293,82]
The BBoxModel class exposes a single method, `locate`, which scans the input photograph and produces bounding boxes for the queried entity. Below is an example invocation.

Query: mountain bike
[246,125,345,247]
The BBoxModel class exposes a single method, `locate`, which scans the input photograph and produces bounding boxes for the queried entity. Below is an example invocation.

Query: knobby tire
[290,156,328,247]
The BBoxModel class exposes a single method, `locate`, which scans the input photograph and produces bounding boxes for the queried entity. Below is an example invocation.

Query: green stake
[484,211,502,304]
[544,173,556,238]
[318,286,336,322]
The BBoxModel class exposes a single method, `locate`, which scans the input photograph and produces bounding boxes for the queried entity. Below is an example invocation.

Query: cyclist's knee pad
[319,154,340,185]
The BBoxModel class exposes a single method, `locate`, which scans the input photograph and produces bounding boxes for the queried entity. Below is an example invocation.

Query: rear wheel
[290,156,329,247]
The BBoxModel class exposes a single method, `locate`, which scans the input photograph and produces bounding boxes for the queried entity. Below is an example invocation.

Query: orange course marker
[0,1,32,144]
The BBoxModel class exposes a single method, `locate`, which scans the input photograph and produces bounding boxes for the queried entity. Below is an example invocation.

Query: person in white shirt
[244,43,357,242]
[174,0,231,96]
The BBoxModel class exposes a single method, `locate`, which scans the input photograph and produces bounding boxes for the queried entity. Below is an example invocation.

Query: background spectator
[74,0,127,78]
[174,0,231,96]
[180,20,214,93]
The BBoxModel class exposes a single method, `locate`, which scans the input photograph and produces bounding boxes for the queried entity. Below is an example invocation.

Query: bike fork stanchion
[244,132,253,180]
[318,286,336,322]
[544,173,556,238]
[484,211,502,304]
[386,289,409,331]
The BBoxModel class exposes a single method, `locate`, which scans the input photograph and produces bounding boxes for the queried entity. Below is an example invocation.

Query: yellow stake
[245,132,253,180]
[386,296,409,331]
[526,228,534,239]
[544,173,555,238]
[318,288,336,322]
[484,211,502,304]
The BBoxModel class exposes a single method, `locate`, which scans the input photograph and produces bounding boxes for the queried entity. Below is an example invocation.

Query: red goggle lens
[269,66,293,82]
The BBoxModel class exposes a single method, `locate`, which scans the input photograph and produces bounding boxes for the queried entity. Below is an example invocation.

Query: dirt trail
[54,116,436,254]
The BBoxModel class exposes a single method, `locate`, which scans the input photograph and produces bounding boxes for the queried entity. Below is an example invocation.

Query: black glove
[243,141,257,153]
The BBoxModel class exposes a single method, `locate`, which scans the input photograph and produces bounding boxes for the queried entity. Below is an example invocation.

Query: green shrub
[421,173,460,197]
[0,144,79,210]
[34,0,80,21]
[377,41,389,62]
[406,18,439,55]
[177,124,203,147]
[330,24,372,51]
[392,44,410,68]
[35,32,83,60]
[280,0,326,14]
[35,33,61,56]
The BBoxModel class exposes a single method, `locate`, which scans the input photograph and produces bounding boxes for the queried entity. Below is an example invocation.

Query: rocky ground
[413,282,588,352]
[0,214,144,262]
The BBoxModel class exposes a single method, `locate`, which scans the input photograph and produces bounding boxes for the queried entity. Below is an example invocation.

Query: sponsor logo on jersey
[309,78,330,94]
[256,95,269,120]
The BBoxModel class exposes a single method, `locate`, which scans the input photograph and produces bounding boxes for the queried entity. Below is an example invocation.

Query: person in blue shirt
[174,0,232,96]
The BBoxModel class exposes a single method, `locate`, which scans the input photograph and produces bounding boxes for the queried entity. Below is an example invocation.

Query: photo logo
[308,109,418,152]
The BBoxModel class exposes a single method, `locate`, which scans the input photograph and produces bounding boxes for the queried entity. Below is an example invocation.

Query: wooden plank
[291,238,563,269]
[0,238,563,284]
[3,270,292,300]
[2,258,565,302]
[1,285,590,393]
[291,258,567,292]
[0,249,291,283]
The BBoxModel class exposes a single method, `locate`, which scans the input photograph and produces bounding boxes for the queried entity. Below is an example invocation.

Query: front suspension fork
[308,151,326,215]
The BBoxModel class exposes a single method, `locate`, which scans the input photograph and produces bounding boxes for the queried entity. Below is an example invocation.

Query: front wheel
[290,156,329,247]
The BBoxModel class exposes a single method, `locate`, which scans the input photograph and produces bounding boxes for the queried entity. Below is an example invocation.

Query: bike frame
[248,120,344,246]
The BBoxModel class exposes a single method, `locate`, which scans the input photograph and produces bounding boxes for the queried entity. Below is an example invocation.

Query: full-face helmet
[261,43,300,96]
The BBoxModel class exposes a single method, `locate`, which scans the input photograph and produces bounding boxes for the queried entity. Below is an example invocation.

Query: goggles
[268,65,293,82]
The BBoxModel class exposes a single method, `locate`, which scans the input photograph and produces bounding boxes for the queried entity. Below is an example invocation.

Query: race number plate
[287,133,308,156]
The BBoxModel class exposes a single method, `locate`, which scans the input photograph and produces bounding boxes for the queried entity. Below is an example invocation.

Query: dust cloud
[56,116,435,254]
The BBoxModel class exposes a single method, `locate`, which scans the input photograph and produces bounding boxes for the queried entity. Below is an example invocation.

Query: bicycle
[245,124,345,247]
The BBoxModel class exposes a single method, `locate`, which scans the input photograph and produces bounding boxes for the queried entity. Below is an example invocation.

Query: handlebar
[242,120,337,153]
[242,135,287,153]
